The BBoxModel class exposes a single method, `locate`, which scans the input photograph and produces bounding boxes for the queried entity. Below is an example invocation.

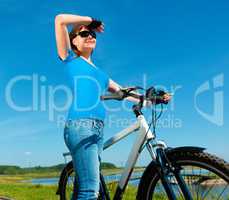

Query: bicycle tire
[57,161,109,200]
[137,147,229,200]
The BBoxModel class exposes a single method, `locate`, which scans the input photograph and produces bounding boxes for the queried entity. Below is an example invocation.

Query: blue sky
[0,0,228,167]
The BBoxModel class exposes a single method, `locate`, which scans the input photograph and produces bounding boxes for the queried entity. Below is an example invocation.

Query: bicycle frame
[61,109,192,199]
[62,113,155,199]
[101,112,192,200]
[58,87,213,200]
[102,114,155,199]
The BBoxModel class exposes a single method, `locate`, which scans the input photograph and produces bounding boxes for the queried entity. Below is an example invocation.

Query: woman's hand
[145,93,172,106]
[162,93,172,103]
[95,23,104,33]
[87,18,105,33]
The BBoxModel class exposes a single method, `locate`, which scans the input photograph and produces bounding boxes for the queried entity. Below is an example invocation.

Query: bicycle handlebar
[100,92,124,101]
[100,86,168,105]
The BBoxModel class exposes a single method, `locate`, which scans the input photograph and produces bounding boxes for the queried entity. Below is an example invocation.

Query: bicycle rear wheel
[137,148,229,200]
[57,161,110,200]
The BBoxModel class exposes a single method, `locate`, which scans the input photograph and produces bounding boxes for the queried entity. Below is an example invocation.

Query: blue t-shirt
[61,50,109,121]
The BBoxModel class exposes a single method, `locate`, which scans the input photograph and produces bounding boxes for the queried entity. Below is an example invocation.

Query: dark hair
[69,26,80,56]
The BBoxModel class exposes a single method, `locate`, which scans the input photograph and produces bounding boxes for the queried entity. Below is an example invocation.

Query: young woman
[55,13,171,200]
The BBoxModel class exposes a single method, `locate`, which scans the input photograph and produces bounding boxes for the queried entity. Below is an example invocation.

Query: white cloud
[25,151,32,156]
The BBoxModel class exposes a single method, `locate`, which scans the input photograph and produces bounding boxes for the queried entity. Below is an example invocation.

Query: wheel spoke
[145,160,228,200]
[191,166,197,199]
[60,152,229,200]
[216,184,228,200]
[201,176,219,199]
[196,167,201,200]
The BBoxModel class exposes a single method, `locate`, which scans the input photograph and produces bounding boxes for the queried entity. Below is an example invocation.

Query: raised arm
[54,14,92,60]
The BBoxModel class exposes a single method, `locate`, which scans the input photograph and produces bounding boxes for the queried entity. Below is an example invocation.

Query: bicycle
[56,86,229,200]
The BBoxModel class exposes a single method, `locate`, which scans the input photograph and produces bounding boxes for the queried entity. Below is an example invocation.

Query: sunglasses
[77,30,97,39]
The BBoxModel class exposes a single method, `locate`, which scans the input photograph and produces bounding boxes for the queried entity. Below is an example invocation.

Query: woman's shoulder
[59,49,79,63]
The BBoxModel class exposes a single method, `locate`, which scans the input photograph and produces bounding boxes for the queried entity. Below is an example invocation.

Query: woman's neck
[80,51,91,60]
[80,55,96,67]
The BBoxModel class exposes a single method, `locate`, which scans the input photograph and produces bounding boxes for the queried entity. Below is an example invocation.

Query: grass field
[0,167,226,199]
[0,181,140,200]
[0,168,145,200]
[0,183,59,200]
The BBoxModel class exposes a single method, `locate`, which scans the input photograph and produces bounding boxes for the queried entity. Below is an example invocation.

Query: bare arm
[108,79,141,104]
[54,14,92,60]
[108,79,172,105]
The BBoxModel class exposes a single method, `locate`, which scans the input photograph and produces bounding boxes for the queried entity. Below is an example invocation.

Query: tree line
[0,162,117,175]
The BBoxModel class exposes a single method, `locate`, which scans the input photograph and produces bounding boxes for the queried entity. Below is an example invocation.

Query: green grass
[0,173,60,200]
[0,183,59,200]
[0,170,141,200]
[0,182,140,200]
[0,170,226,200]
[0,182,225,200]
[101,167,145,176]
[0,169,166,200]
[107,182,138,200]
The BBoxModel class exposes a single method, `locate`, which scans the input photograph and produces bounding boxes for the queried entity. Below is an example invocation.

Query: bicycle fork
[147,142,193,200]
[158,148,193,200]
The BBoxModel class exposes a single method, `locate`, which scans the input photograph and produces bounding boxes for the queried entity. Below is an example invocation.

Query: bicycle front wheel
[137,148,229,200]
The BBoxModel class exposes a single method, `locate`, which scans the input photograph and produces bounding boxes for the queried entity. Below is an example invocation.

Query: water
[24,172,143,186]
[26,169,209,185]
[25,172,229,198]
[24,177,60,185]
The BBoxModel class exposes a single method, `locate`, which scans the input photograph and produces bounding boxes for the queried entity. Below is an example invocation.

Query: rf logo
[194,74,224,126]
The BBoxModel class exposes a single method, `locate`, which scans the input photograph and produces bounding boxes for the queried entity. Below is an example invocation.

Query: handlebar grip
[101,90,126,101]
[100,93,123,101]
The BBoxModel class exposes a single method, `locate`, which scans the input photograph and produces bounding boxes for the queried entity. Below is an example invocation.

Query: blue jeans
[64,118,104,200]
